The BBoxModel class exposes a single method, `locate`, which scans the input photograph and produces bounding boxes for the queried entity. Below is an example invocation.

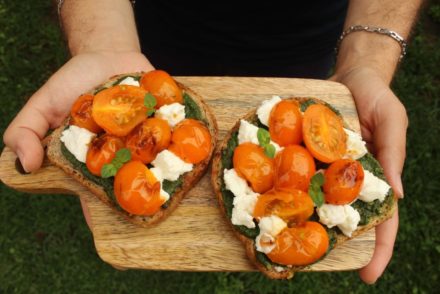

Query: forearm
[335,0,423,84]
[60,0,140,55]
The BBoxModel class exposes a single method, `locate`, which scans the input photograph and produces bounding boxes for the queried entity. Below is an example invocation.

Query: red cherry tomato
[126,118,171,164]
[92,85,147,137]
[267,222,329,266]
[233,143,274,194]
[269,100,303,146]
[114,161,165,216]
[140,70,183,108]
[86,135,125,176]
[168,119,212,164]
[274,145,316,192]
[323,159,364,205]
[303,104,347,163]
[70,94,102,133]
[253,188,314,225]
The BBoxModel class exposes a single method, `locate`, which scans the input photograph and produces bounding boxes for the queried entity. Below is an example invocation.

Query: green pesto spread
[183,92,207,123]
[299,98,342,116]
[62,92,203,210]
[220,99,393,270]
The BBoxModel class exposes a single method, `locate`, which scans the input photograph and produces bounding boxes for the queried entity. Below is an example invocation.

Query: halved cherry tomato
[168,119,212,164]
[92,85,147,136]
[140,70,183,108]
[323,159,364,205]
[114,161,164,216]
[70,94,102,133]
[233,142,274,194]
[126,118,171,164]
[269,100,302,146]
[86,135,125,176]
[274,145,316,192]
[253,189,314,225]
[267,222,329,266]
[303,104,347,163]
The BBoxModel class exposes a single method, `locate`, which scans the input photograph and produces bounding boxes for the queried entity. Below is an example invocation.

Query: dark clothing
[134,1,348,79]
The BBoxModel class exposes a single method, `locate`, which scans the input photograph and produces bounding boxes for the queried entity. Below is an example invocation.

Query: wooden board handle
[0,146,84,195]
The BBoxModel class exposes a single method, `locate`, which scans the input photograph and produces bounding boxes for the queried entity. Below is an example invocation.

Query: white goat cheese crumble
[117,76,140,87]
[60,125,96,163]
[317,204,360,237]
[224,168,260,228]
[155,103,186,127]
[151,150,193,181]
[343,128,368,160]
[255,215,287,254]
[149,167,171,202]
[256,95,282,126]
[359,170,391,202]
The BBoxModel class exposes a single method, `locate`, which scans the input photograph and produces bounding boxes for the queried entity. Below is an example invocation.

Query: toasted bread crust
[211,97,397,279]
[47,72,218,227]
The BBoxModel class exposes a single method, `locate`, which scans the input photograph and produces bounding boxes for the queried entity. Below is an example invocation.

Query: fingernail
[16,149,29,173]
[394,175,404,199]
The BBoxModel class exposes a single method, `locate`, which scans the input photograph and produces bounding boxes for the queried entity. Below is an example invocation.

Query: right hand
[3,51,154,172]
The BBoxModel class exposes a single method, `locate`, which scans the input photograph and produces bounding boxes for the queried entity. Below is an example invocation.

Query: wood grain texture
[0,77,374,272]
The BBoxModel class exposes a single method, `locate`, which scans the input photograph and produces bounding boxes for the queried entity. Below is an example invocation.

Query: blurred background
[0,1,439,293]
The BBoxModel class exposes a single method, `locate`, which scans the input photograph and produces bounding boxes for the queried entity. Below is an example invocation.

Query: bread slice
[47,72,218,227]
[211,97,397,279]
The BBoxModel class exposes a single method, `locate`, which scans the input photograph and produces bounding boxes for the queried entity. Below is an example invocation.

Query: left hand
[330,66,407,284]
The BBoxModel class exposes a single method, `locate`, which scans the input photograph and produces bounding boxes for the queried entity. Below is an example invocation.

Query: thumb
[373,92,408,198]
[3,91,52,172]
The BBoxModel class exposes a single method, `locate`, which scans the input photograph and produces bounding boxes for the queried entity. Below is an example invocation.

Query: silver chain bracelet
[335,25,408,62]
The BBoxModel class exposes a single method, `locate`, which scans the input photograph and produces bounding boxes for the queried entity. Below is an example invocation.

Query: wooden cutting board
[0,77,374,272]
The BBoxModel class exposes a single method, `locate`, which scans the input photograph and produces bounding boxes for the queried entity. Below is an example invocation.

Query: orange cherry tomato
[233,142,274,194]
[114,161,165,216]
[92,85,147,137]
[269,100,302,146]
[274,145,316,192]
[267,222,329,266]
[126,118,171,164]
[168,119,212,164]
[323,159,364,205]
[70,94,103,133]
[140,70,183,108]
[86,135,125,176]
[303,104,347,163]
[253,189,314,225]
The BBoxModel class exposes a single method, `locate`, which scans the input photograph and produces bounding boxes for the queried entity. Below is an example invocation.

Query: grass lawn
[1,1,439,293]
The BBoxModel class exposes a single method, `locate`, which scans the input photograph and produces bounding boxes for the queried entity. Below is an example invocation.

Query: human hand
[3,51,153,172]
[3,51,153,229]
[330,66,407,284]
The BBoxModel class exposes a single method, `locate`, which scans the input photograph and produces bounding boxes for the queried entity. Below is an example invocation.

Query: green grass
[1,1,439,293]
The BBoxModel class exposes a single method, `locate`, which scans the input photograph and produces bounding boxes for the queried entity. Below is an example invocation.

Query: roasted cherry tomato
[269,100,302,146]
[70,94,102,133]
[267,222,329,266]
[168,119,212,164]
[274,145,316,192]
[303,104,347,163]
[92,85,147,136]
[114,161,164,216]
[233,142,274,194]
[86,135,125,176]
[323,159,364,205]
[140,70,183,108]
[253,188,314,225]
[126,118,171,164]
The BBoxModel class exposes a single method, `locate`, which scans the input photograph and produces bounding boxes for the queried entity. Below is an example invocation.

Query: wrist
[61,0,141,56]
[334,31,402,85]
